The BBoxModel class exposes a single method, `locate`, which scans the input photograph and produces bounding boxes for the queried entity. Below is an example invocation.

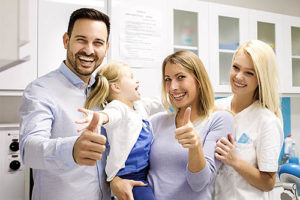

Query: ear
[106,41,110,52]
[63,32,69,50]
[110,83,121,94]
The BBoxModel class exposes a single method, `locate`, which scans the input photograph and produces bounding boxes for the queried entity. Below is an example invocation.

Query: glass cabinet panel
[219,16,239,50]
[218,16,239,85]
[257,22,275,52]
[173,10,198,54]
[292,27,300,87]
[219,52,233,85]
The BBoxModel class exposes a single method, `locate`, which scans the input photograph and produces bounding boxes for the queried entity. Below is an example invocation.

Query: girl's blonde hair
[85,61,128,109]
[233,40,282,122]
[161,50,215,119]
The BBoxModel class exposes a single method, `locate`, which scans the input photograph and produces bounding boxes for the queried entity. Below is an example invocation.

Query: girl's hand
[75,108,108,133]
[175,107,201,149]
[215,133,237,166]
[75,108,95,132]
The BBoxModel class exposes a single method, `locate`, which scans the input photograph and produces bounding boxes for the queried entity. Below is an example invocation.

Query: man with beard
[19,8,110,200]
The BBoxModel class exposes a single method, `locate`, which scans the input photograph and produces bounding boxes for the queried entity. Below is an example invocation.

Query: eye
[94,41,104,46]
[178,75,185,80]
[232,65,239,71]
[246,71,254,76]
[77,38,86,42]
[164,77,171,81]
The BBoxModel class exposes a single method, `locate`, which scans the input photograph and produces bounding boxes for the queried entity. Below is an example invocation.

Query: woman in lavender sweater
[110,50,235,200]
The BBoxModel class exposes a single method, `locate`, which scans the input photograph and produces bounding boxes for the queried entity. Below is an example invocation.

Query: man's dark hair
[67,8,110,41]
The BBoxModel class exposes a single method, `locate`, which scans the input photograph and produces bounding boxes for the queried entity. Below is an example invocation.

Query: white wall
[198,0,300,17]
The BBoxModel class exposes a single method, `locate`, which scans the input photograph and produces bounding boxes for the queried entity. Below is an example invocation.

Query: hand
[75,108,107,133]
[215,133,237,166]
[73,112,107,166]
[110,176,147,200]
[175,106,201,149]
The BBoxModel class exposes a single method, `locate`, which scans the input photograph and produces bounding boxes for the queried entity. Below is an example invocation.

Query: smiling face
[230,50,258,99]
[117,67,140,108]
[164,62,200,112]
[63,18,109,83]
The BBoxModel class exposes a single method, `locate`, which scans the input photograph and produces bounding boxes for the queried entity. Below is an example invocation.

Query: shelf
[219,49,235,53]
[174,45,198,50]
[0,90,24,96]
[292,56,300,59]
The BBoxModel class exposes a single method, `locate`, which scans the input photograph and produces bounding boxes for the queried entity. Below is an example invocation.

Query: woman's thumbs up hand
[175,106,201,149]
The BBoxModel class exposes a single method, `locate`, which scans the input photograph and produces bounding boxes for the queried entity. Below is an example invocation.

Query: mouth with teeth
[77,54,96,67]
[171,92,186,101]
[233,80,247,88]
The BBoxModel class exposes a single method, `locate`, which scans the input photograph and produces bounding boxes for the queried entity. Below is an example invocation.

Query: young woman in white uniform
[213,40,284,200]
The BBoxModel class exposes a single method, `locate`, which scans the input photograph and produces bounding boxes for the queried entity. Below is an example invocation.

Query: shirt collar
[58,61,95,88]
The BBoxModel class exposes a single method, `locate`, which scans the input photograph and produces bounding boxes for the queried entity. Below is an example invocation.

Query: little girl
[77,61,162,200]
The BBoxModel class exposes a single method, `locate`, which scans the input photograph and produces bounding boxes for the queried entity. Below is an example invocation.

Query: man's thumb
[183,106,192,125]
[87,112,99,132]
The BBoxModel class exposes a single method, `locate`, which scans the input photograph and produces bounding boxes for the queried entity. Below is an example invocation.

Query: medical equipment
[279,163,300,200]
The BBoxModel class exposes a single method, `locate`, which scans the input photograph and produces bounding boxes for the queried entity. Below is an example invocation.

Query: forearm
[188,143,206,172]
[231,157,276,191]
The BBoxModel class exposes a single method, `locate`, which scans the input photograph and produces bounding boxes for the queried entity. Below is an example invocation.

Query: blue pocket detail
[237,133,251,144]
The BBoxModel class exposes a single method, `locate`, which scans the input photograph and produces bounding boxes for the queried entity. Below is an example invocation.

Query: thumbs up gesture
[73,112,107,166]
[175,106,201,149]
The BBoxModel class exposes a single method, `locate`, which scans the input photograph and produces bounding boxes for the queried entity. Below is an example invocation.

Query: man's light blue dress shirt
[19,62,110,200]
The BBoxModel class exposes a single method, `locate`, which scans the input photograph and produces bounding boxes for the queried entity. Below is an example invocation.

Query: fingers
[87,112,99,132]
[228,133,235,145]
[183,106,192,125]
[73,131,107,165]
[130,180,147,187]
[78,107,90,115]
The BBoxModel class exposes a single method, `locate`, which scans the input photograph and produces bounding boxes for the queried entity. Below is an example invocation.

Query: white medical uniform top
[214,96,283,200]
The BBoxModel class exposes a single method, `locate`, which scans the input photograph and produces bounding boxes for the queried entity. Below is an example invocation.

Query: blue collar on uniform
[58,61,96,88]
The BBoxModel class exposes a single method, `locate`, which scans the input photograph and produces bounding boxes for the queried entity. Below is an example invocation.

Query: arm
[139,97,165,116]
[19,87,78,169]
[175,109,235,191]
[174,107,206,172]
[215,134,276,191]
[20,87,107,169]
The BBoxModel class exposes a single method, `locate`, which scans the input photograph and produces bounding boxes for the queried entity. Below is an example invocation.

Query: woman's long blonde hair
[85,61,128,109]
[161,50,215,119]
[233,40,282,122]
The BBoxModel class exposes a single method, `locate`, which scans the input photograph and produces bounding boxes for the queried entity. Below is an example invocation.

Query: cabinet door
[248,10,285,93]
[208,3,249,93]
[0,0,37,93]
[171,0,209,69]
[283,16,300,93]
[38,0,106,78]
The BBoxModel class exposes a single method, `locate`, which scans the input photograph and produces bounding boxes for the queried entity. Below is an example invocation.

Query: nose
[236,71,243,80]
[170,80,179,90]
[83,42,95,55]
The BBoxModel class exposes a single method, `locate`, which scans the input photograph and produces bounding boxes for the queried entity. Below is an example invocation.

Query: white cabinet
[170,1,300,94]
[171,0,209,69]
[248,10,285,93]
[0,0,37,93]
[282,16,300,93]
[208,3,249,93]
